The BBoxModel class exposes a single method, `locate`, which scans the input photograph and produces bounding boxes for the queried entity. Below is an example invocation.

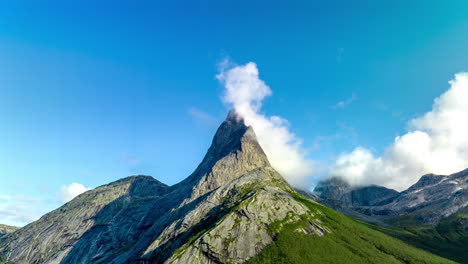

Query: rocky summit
[0,111,459,264]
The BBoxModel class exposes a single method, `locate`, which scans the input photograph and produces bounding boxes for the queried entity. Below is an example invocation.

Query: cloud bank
[217,61,314,187]
[60,183,90,203]
[331,73,468,191]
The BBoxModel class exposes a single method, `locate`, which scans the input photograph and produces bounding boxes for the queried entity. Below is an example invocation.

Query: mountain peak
[208,110,261,158]
[173,110,270,202]
[210,109,251,155]
[405,173,445,193]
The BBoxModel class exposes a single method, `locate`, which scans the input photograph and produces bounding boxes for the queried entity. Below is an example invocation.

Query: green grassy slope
[248,193,457,264]
[367,207,468,264]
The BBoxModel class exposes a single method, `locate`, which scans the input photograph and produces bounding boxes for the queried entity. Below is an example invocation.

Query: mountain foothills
[0,111,461,264]
[0,226,17,238]
[311,169,468,263]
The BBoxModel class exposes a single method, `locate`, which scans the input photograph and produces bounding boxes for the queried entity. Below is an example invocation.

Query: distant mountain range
[0,225,17,238]
[0,111,463,264]
[311,168,467,225]
[308,169,468,263]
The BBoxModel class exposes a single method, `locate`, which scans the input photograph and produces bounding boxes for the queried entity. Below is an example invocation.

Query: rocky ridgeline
[313,169,468,225]
[0,111,329,264]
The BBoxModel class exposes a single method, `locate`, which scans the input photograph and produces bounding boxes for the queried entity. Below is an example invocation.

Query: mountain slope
[313,169,468,263]
[314,169,468,226]
[384,169,468,225]
[0,176,170,263]
[0,111,308,264]
[0,225,17,238]
[368,207,468,264]
[248,196,456,264]
[0,111,458,264]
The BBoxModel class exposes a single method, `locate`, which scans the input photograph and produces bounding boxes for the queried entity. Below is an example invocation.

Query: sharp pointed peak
[210,110,257,153]
[174,110,271,198]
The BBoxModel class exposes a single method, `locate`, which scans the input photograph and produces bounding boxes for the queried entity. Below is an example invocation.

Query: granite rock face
[0,110,328,264]
[383,169,468,224]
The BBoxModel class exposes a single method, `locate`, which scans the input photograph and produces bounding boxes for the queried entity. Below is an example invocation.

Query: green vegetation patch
[247,192,457,264]
[367,207,468,264]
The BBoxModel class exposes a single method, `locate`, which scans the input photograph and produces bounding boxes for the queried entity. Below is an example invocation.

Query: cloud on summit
[216,60,314,187]
[331,73,468,191]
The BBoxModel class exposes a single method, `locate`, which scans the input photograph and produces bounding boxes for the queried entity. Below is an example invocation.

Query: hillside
[313,169,468,263]
[0,225,17,238]
[0,111,457,264]
[248,194,456,264]
[368,207,468,264]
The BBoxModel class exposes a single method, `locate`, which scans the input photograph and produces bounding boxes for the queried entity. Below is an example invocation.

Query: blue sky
[1,0,468,226]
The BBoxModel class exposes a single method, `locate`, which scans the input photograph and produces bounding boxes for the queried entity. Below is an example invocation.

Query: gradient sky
[1,0,468,226]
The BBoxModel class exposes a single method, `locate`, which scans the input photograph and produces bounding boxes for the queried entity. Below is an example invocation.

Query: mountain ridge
[0,111,306,264]
[0,111,458,264]
[314,168,468,225]
[312,169,468,263]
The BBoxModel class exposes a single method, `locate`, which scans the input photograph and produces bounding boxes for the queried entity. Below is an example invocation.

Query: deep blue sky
[1,0,468,226]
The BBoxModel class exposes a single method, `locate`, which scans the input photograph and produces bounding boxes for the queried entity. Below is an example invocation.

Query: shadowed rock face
[314,177,399,207]
[314,177,352,203]
[0,110,327,264]
[314,169,468,225]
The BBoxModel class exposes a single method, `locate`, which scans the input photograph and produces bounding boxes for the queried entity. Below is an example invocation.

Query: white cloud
[217,60,314,187]
[60,183,90,203]
[331,73,468,191]
[0,195,48,227]
[333,93,357,109]
[1,183,91,226]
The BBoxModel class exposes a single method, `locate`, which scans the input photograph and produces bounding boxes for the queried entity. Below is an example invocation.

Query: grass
[247,192,457,264]
[366,207,468,264]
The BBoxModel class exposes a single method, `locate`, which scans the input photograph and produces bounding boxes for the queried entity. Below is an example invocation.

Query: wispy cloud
[0,195,48,226]
[1,182,93,226]
[118,152,158,174]
[188,107,219,127]
[331,73,468,190]
[217,60,314,187]
[119,152,142,167]
[332,93,357,109]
